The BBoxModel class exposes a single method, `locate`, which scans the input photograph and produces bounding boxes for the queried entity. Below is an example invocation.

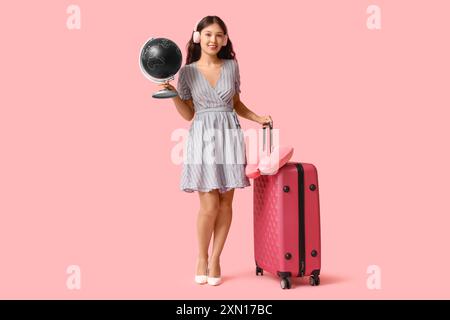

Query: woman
[160,15,272,286]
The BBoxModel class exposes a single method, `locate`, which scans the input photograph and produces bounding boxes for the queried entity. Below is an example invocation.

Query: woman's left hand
[257,115,273,127]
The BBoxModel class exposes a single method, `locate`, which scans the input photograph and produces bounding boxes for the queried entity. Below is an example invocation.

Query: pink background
[1,0,449,299]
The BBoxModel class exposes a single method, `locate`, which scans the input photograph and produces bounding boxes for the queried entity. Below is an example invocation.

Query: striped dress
[177,58,251,194]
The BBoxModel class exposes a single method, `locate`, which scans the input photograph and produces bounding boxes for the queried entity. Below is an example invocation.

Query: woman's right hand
[158,81,178,94]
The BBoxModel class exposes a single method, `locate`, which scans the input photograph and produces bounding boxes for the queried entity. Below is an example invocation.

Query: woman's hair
[185,15,237,65]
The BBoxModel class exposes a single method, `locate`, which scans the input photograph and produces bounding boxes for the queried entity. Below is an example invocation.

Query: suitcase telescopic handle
[262,122,273,155]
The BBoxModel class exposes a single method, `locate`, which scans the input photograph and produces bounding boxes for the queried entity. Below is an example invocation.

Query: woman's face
[200,23,226,56]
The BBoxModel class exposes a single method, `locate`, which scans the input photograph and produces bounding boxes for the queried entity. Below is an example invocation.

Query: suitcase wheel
[256,266,264,276]
[280,277,292,289]
[309,275,320,286]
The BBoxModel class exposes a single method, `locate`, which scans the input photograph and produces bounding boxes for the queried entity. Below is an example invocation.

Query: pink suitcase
[253,127,321,289]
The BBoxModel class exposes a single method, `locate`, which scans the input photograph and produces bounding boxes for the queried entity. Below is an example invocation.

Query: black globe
[139,37,182,80]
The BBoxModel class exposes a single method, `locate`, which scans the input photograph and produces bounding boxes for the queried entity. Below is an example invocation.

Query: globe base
[152,88,179,99]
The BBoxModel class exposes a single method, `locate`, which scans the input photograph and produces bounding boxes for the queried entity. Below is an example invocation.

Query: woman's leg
[196,189,220,276]
[209,189,235,278]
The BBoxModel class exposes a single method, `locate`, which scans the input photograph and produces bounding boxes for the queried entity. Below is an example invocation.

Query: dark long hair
[185,16,237,65]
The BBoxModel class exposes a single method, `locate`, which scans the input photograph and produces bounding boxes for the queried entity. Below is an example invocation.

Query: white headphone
[192,18,228,46]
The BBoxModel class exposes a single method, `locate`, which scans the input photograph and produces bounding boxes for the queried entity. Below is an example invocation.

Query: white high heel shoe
[195,259,208,284]
[207,264,222,285]
[207,276,222,286]
[194,275,208,284]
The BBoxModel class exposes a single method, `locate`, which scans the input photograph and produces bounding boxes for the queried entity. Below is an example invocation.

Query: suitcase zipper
[295,163,306,277]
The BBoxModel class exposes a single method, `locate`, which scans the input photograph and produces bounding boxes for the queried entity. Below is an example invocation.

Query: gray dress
[177,58,251,194]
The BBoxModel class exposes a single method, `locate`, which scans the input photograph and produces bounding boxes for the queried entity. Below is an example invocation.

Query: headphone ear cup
[193,31,200,43]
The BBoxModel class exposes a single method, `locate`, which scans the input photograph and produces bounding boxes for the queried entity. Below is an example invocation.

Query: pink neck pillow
[245,124,294,178]
[258,146,294,175]
[245,146,294,178]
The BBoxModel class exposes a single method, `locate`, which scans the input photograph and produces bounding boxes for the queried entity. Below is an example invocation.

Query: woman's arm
[160,82,195,121]
[172,96,195,121]
[233,93,262,123]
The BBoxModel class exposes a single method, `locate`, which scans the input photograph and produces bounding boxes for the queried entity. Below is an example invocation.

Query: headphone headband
[194,18,202,32]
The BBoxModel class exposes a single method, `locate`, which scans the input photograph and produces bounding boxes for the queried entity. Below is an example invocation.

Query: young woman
[160,15,272,286]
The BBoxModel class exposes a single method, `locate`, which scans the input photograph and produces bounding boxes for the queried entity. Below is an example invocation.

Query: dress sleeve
[177,67,192,100]
[234,59,241,94]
